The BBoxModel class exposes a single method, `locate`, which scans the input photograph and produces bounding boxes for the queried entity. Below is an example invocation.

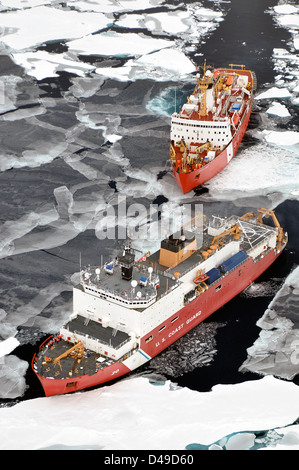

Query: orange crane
[201,223,242,260]
[211,223,242,247]
[43,341,85,371]
[257,208,284,247]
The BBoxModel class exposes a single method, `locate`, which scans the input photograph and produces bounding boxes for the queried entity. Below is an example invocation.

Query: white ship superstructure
[33,209,287,396]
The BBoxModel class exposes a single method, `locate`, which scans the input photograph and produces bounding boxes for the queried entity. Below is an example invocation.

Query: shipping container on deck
[205,267,221,285]
[220,251,247,273]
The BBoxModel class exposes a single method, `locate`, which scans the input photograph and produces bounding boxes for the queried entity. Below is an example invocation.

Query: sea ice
[116,10,192,35]
[0,337,19,358]
[68,76,105,99]
[54,186,73,220]
[66,0,165,14]
[271,5,299,63]
[0,375,298,449]
[205,141,298,202]
[193,6,223,20]
[96,48,195,82]
[11,51,95,81]
[0,209,59,259]
[67,31,173,57]
[0,76,22,114]
[0,6,110,51]
[240,266,299,380]
[274,13,299,30]
[0,355,28,399]
[266,102,291,117]
[133,48,195,76]
[8,282,73,329]
[273,5,298,15]
[0,0,54,8]
[255,86,292,100]
[224,432,256,450]
[262,130,299,146]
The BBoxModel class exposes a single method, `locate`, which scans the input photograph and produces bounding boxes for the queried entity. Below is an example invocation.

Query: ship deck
[77,217,277,311]
[145,217,277,277]
[34,337,107,379]
[230,217,277,253]
[34,316,134,379]
[65,314,130,349]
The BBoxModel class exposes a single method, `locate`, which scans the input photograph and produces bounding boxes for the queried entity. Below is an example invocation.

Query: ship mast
[195,60,214,117]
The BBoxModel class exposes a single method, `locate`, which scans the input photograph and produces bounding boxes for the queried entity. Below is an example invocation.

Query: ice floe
[0,355,28,400]
[0,0,297,451]
[11,51,95,81]
[0,0,227,82]
[67,31,173,58]
[255,86,292,100]
[270,4,299,83]
[240,266,299,380]
[0,0,54,8]
[67,0,166,14]
[205,141,299,202]
[116,10,192,35]
[0,6,110,51]
[0,209,59,258]
[0,337,19,358]
[0,375,298,449]
[0,75,22,114]
[262,130,299,146]
[0,336,27,400]
[273,5,298,15]
[266,101,291,117]
[95,48,195,82]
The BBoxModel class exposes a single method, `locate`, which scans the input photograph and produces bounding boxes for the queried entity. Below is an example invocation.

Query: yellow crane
[43,341,85,372]
[257,208,285,247]
[211,223,242,247]
[201,223,242,260]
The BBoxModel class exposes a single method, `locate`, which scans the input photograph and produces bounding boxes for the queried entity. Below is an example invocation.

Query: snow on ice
[205,141,298,203]
[0,6,110,51]
[0,375,298,450]
[67,32,172,58]
[0,336,19,358]
[0,355,28,400]
[0,0,298,451]
[255,86,292,100]
[266,101,291,117]
[262,130,299,146]
[0,0,226,82]
[240,266,299,380]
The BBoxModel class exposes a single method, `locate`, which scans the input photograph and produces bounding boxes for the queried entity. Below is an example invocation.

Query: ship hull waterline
[33,244,284,397]
[172,96,253,194]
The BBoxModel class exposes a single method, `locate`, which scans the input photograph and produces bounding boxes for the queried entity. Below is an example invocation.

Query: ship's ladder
[251,71,257,91]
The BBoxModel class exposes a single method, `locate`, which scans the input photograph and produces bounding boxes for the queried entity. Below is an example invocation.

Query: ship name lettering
[168,323,184,338]
[186,310,202,325]
[111,369,119,376]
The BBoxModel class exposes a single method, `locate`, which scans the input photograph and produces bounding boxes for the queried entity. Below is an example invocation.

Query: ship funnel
[159,229,197,268]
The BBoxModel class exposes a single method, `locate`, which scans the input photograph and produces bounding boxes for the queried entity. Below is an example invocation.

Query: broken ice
[240,266,299,380]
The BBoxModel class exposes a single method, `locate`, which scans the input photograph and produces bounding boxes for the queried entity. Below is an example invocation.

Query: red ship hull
[172,100,252,194]
[140,244,282,358]
[32,355,131,397]
[33,244,283,397]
